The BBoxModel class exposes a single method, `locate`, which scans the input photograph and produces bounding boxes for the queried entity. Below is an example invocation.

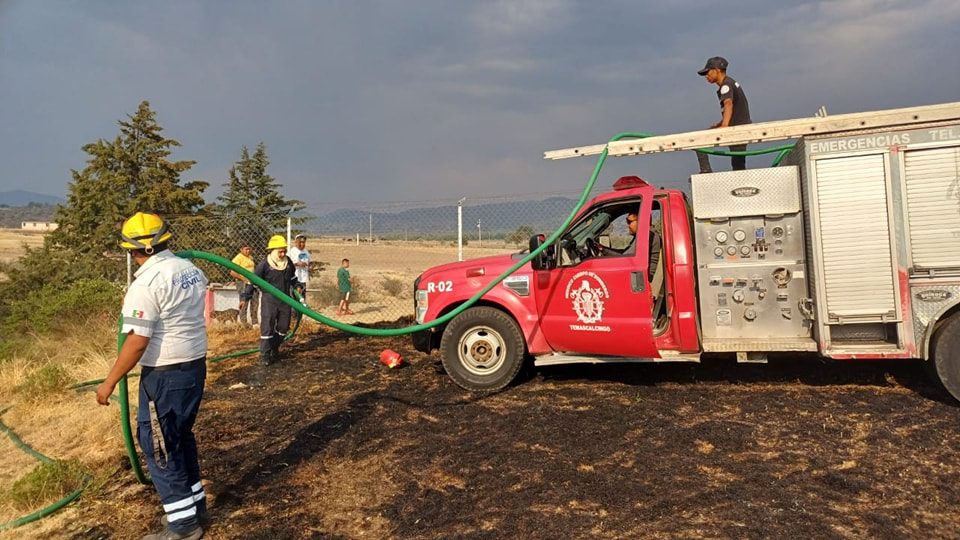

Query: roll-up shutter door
[904,146,960,269]
[814,154,897,321]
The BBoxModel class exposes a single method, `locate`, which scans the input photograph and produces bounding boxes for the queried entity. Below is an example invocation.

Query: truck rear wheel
[440,306,526,392]
[931,314,960,402]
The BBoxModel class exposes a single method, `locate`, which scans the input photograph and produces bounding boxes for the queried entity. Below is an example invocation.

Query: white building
[21,221,58,232]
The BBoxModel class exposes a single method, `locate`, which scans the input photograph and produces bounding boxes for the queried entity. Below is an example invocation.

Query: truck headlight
[414,276,428,324]
[415,289,429,324]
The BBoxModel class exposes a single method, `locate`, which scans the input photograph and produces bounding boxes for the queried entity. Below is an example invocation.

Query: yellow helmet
[120,212,172,253]
[267,235,288,250]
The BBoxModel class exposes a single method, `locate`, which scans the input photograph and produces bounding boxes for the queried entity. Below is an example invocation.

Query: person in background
[696,56,752,173]
[229,244,258,326]
[254,235,297,365]
[337,258,353,315]
[96,212,209,540]
[286,233,310,298]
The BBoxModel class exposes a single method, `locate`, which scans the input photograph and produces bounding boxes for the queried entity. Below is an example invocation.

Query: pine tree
[217,143,303,255]
[51,101,207,262]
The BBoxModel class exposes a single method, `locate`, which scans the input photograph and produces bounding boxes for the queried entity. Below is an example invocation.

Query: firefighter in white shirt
[96,212,209,540]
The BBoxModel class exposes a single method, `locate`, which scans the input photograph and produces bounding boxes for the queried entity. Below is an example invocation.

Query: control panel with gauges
[691,166,814,344]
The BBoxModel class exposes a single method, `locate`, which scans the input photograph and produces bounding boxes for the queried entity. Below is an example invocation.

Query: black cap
[697,56,728,76]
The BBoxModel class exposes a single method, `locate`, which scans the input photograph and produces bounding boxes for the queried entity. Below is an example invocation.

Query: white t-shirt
[121,250,208,367]
[287,246,311,285]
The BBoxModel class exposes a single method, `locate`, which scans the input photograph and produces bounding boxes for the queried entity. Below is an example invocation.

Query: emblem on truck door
[565,271,610,325]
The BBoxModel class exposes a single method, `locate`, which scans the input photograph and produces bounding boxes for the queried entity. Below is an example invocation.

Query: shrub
[15,363,74,399]
[4,278,120,334]
[0,278,121,358]
[308,276,362,307]
[310,278,341,307]
[6,459,88,511]
[382,277,405,298]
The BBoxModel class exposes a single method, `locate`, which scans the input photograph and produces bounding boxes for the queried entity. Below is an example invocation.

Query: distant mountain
[312,197,581,239]
[0,190,64,206]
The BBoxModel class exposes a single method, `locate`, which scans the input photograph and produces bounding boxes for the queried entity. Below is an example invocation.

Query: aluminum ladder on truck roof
[543,101,960,160]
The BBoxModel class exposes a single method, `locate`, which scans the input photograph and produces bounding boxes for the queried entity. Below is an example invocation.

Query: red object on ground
[379,349,404,368]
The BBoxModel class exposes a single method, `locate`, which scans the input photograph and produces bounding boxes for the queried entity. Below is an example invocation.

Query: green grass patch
[4,459,87,511]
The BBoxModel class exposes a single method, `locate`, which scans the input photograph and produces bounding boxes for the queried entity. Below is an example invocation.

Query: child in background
[337,258,353,315]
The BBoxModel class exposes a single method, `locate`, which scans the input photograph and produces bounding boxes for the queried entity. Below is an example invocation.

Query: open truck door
[532,181,660,358]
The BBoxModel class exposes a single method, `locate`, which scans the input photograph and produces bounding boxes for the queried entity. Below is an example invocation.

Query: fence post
[457,197,465,261]
[204,288,213,327]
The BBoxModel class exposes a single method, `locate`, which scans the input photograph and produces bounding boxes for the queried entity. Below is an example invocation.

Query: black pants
[260,294,291,356]
[697,144,747,173]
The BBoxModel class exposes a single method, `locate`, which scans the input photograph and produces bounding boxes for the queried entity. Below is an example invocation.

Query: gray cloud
[1,0,958,206]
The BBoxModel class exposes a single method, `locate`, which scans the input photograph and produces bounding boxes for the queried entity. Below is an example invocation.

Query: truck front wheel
[440,306,526,392]
[931,314,960,402]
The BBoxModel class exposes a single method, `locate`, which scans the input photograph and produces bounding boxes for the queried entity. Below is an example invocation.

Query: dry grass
[0,318,128,529]
[0,318,253,534]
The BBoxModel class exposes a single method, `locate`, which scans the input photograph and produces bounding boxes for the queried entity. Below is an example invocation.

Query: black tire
[931,314,960,403]
[440,306,526,392]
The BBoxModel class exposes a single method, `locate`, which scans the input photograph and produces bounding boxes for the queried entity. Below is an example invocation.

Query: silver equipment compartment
[691,167,815,350]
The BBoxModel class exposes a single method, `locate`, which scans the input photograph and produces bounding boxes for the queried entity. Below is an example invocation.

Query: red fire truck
[411,102,960,401]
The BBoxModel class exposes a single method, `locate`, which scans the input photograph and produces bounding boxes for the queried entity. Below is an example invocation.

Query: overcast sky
[1,0,958,211]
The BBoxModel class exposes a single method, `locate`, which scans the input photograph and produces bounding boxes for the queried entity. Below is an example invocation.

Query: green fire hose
[0,406,90,531]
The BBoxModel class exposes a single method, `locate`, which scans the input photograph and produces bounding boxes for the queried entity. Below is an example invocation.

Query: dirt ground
[11,319,955,540]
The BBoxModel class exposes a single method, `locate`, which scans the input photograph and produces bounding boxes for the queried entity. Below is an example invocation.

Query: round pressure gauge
[732,289,745,303]
[733,229,747,242]
[726,245,737,256]
[715,230,728,244]
[740,245,751,256]
[714,247,724,257]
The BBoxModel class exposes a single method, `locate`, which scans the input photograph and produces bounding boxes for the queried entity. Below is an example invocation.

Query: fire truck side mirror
[529,234,554,270]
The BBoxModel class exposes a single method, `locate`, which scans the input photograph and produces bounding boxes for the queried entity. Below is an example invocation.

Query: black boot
[142,525,203,540]
[271,335,282,362]
[260,349,273,366]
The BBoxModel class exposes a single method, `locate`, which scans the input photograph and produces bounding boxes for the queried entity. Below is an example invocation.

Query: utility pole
[368,214,372,243]
[457,197,465,261]
[477,218,482,248]
[287,202,303,246]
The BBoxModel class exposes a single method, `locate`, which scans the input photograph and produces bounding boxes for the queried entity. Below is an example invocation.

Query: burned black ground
[65,323,960,539]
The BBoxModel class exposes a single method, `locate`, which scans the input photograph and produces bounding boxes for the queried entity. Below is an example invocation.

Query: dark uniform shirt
[254,258,296,296]
[717,76,751,126]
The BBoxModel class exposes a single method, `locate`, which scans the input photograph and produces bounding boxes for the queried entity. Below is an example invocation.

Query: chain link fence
[164,188,610,324]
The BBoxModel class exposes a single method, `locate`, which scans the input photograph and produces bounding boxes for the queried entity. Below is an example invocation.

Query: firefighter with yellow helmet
[253,234,298,365]
[96,212,209,540]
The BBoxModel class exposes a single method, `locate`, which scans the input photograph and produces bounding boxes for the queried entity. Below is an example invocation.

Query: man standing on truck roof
[696,56,751,173]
